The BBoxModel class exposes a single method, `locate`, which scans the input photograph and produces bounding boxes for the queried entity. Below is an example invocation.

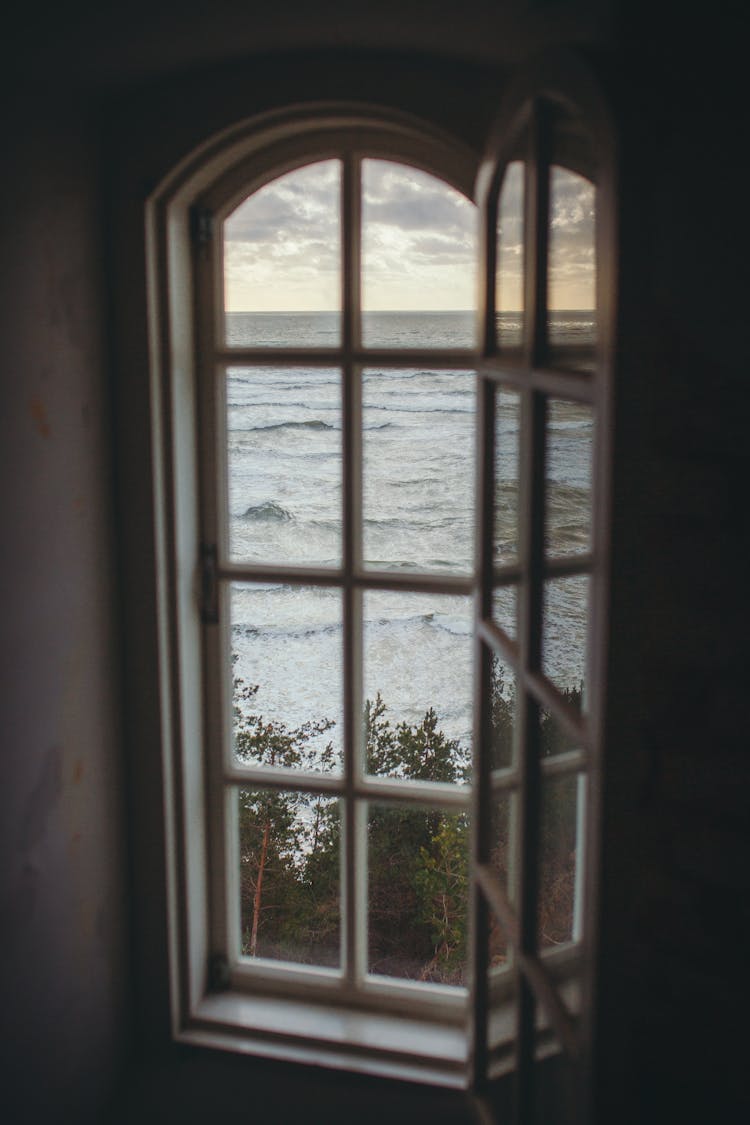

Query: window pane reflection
[537,772,585,951]
[488,791,516,974]
[495,161,525,349]
[547,166,596,366]
[542,575,589,712]
[545,399,593,558]
[494,387,520,565]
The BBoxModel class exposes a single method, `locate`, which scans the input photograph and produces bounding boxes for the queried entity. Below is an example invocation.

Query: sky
[223,158,595,313]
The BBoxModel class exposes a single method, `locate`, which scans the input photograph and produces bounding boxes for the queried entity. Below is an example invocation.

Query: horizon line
[224,308,594,315]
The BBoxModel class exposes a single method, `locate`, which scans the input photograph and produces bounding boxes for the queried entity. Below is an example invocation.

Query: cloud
[224,161,342,310]
[225,160,340,244]
[361,159,476,308]
[548,168,596,309]
[221,156,595,312]
[223,156,478,311]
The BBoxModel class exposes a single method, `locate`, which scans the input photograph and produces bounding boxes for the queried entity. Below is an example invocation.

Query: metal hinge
[200,542,219,624]
[190,205,214,246]
[208,952,230,992]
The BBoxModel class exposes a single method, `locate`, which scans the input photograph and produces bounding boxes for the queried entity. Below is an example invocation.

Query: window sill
[174,949,578,1088]
[180,990,478,1089]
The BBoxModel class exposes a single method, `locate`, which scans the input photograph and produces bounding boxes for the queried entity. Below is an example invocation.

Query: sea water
[226,311,593,767]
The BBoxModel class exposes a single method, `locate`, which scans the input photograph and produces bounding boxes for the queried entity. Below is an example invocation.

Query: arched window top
[156,102,479,218]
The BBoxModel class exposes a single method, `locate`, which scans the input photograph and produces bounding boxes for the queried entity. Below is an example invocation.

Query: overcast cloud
[223,158,594,313]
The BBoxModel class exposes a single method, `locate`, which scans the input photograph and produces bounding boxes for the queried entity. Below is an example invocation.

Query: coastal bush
[234,670,581,979]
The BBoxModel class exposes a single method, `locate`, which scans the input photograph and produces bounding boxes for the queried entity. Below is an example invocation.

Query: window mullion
[469,373,496,1091]
[515,99,550,1123]
[195,213,231,975]
[341,153,365,992]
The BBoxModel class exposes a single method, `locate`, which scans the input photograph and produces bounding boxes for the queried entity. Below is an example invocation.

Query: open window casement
[148,50,616,1119]
[470,53,616,1123]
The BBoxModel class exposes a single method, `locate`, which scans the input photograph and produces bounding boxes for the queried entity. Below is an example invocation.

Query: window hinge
[190,205,214,246]
[208,952,231,992]
[200,543,219,624]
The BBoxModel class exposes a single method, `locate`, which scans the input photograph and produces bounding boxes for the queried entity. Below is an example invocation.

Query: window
[148,63,615,1119]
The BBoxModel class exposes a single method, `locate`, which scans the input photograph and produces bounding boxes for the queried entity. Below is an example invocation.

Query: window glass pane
[488,790,517,974]
[491,583,517,642]
[537,772,586,952]
[494,387,521,565]
[545,399,594,558]
[368,804,469,985]
[363,591,472,783]
[495,160,525,349]
[238,789,340,967]
[547,166,596,368]
[231,584,342,773]
[362,368,474,574]
[362,159,476,348]
[223,160,341,347]
[539,708,580,762]
[226,366,341,566]
[541,575,589,712]
[489,651,517,773]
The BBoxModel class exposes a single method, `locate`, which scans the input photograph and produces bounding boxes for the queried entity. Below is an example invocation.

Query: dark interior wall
[598,54,749,1122]
[0,95,128,1124]
[579,34,749,1120]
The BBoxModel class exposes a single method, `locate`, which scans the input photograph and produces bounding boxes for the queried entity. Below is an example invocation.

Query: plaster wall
[0,96,128,1125]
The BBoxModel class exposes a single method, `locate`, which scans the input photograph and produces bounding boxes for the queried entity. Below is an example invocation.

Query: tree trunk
[250,816,271,957]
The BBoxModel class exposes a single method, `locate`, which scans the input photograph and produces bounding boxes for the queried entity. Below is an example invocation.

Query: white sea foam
[226,312,593,760]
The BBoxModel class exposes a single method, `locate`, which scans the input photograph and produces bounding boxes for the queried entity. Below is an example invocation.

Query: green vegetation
[235,667,581,983]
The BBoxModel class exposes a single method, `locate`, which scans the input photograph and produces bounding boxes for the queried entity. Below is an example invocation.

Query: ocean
[226,311,593,769]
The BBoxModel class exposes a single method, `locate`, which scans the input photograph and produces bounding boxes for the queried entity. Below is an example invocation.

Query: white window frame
[146,64,615,1110]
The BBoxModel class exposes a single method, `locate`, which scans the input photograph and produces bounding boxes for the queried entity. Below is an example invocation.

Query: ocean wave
[242,501,293,521]
[363,369,463,381]
[249,419,335,433]
[363,515,460,530]
[367,611,471,638]
[365,385,471,400]
[384,476,446,488]
[362,558,470,573]
[233,621,342,641]
[363,402,473,416]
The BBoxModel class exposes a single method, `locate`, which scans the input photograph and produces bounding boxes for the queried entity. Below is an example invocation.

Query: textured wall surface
[0,96,128,1125]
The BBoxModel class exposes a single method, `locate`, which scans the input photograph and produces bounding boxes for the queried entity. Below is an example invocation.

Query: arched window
[148,63,615,1119]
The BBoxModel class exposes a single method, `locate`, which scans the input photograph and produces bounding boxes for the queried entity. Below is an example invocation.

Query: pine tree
[234,674,337,961]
